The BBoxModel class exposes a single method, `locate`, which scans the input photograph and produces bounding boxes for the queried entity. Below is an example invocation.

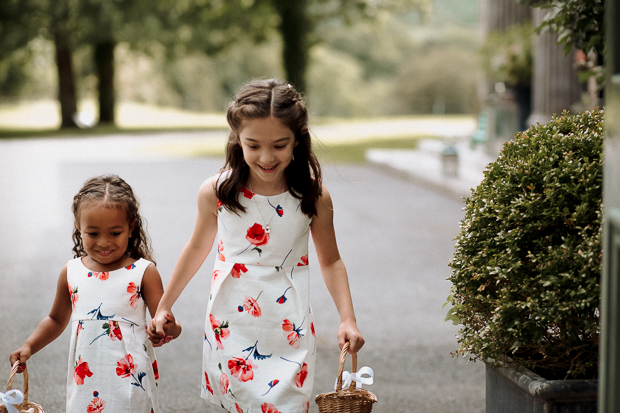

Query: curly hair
[71,174,154,263]
[217,78,322,217]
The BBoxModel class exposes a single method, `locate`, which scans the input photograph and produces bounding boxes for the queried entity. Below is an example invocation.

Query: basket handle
[6,360,29,402]
[335,342,358,391]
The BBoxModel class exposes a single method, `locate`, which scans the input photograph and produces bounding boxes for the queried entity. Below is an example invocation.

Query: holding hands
[147,310,181,347]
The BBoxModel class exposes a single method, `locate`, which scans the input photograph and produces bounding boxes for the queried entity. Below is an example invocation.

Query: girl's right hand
[148,309,175,347]
[9,346,32,373]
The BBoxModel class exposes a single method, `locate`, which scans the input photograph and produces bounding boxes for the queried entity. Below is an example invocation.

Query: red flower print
[261,402,282,413]
[219,372,229,395]
[125,263,136,270]
[297,255,308,266]
[241,187,254,199]
[311,322,315,337]
[88,271,109,281]
[68,283,78,312]
[218,239,225,261]
[282,319,304,349]
[217,199,223,211]
[239,293,262,317]
[116,354,136,378]
[246,223,269,246]
[89,321,122,345]
[260,379,279,396]
[152,360,159,380]
[235,403,244,413]
[275,205,283,217]
[276,287,291,304]
[109,321,122,341]
[204,371,213,395]
[228,357,257,382]
[295,363,309,388]
[212,270,221,286]
[127,282,141,308]
[210,314,230,350]
[74,357,93,385]
[231,263,248,278]
[303,401,309,413]
[87,391,106,413]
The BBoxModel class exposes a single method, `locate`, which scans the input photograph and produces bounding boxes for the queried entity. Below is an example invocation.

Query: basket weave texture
[315,343,377,413]
[0,361,45,413]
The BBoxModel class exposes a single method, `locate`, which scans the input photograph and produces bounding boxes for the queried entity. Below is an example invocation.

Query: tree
[273,0,311,93]
[526,0,605,55]
[160,0,432,95]
[1,0,80,128]
[284,0,433,94]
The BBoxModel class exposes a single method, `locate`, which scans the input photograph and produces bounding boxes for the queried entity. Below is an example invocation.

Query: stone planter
[486,361,598,413]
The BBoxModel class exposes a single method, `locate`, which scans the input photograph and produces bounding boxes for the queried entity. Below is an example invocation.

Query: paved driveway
[0,132,484,413]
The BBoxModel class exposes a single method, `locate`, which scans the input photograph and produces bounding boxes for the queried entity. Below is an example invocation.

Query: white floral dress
[202,186,316,413]
[66,258,159,413]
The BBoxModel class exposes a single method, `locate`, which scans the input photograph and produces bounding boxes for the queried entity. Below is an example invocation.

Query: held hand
[337,320,365,354]
[147,310,176,347]
[9,346,32,373]
[161,313,182,342]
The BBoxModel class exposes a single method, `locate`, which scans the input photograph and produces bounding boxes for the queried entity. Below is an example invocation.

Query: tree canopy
[526,0,605,55]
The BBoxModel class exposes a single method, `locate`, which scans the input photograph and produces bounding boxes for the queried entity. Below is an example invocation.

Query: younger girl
[149,79,364,413]
[10,174,181,413]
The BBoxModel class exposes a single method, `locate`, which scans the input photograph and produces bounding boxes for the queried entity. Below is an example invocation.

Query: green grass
[191,135,428,164]
[0,125,226,139]
[314,136,427,164]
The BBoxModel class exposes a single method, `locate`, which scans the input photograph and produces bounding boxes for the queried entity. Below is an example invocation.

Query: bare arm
[150,176,219,337]
[142,264,181,346]
[311,185,365,353]
[9,265,73,371]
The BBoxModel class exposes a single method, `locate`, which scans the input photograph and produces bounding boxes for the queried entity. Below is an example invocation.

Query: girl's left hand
[338,320,365,353]
[147,313,179,347]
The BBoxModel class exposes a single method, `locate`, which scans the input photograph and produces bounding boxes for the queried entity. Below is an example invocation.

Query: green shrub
[445,109,603,380]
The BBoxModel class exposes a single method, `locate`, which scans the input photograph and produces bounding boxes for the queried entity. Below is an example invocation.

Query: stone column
[483,0,531,33]
[529,8,582,125]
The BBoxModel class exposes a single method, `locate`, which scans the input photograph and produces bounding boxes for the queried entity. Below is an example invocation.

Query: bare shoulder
[197,175,221,211]
[141,262,164,290]
[58,264,68,283]
[198,175,220,197]
[315,184,334,215]
[144,262,161,278]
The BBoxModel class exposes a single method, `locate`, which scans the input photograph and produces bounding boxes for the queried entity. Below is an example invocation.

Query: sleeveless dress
[202,186,316,413]
[66,258,160,413]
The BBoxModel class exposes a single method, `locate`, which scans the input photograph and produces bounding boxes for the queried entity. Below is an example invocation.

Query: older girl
[150,79,363,413]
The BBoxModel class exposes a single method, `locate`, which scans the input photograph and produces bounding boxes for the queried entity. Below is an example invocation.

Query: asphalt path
[0,132,484,412]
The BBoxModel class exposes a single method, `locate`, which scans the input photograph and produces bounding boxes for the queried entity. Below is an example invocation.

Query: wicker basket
[0,362,45,413]
[315,343,377,413]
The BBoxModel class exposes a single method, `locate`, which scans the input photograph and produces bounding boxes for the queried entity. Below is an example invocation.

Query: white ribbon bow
[0,389,24,413]
[335,366,374,390]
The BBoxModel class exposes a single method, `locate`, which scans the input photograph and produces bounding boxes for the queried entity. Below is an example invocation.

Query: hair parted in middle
[217,78,322,217]
[71,174,154,263]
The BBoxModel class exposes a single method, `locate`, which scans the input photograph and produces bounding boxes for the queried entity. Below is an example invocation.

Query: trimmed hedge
[446,109,603,380]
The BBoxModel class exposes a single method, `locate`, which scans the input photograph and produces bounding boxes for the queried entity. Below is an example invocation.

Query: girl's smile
[77,202,135,271]
[238,116,297,193]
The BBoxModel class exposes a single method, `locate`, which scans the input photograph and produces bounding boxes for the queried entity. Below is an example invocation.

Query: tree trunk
[273,0,310,94]
[53,29,78,129]
[95,41,116,125]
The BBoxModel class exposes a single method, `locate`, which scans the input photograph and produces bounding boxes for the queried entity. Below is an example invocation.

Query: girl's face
[238,116,297,192]
[77,202,135,271]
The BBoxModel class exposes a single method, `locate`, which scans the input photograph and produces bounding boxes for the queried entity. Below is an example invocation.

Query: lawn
[0,99,475,163]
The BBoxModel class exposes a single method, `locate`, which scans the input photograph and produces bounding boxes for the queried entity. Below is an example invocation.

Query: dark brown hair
[71,174,154,263]
[216,78,322,217]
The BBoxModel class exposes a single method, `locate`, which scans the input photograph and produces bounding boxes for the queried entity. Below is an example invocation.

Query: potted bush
[445,109,603,412]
